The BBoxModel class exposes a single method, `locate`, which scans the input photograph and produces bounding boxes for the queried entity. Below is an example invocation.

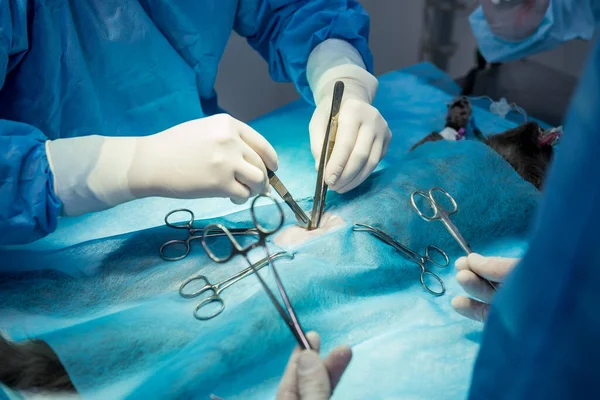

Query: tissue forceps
[180,251,294,320]
[309,81,345,230]
[410,188,498,291]
[202,194,311,350]
[159,209,258,261]
[353,223,449,296]
[267,169,310,228]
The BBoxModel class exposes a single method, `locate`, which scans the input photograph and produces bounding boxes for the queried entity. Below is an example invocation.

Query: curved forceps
[353,224,449,296]
[159,208,258,261]
[202,194,311,350]
[410,188,498,291]
[180,251,294,320]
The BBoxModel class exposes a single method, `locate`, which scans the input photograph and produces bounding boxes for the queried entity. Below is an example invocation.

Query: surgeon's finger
[323,110,361,187]
[465,253,519,283]
[240,141,269,193]
[330,125,375,191]
[235,159,269,196]
[276,332,321,400]
[336,134,384,194]
[323,345,352,391]
[455,256,469,271]
[297,350,332,400]
[228,180,252,205]
[451,295,490,322]
[456,270,496,303]
[381,126,392,158]
[237,120,279,171]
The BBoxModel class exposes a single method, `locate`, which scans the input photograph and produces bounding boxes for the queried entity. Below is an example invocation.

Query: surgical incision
[274,212,346,247]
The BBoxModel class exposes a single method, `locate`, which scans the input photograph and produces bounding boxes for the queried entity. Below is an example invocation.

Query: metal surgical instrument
[180,251,294,320]
[410,187,498,292]
[160,208,258,261]
[309,81,345,230]
[267,169,310,228]
[201,194,311,350]
[353,223,450,296]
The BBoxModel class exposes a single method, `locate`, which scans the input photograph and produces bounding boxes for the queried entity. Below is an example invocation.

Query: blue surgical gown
[468,9,600,400]
[0,0,373,245]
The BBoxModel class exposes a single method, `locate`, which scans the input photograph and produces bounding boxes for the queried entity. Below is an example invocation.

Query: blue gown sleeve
[234,0,373,103]
[0,3,62,246]
[467,38,600,399]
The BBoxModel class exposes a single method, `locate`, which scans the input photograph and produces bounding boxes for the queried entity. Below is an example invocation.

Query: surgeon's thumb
[297,350,332,400]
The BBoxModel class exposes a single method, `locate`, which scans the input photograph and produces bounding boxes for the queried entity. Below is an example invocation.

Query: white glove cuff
[310,63,379,106]
[47,136,138,216]
[307,38,366,89]
[307,39,378,106]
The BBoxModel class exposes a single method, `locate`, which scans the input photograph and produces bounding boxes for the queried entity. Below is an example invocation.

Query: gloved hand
[276,332,352,400]
[46,114,278,216]
[129,115,278,204]
[307,40,392,194]
[451,253,519,322]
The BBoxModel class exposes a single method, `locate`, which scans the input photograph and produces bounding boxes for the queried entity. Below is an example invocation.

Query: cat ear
[517,123,543,146]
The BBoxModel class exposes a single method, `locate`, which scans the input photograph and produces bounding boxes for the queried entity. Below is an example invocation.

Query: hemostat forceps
[179,251,294,320]
[410,187,498,292]
[201,194,311,350]
[159,209,258,261]
[353,223,450,296]
[309,81,345,230]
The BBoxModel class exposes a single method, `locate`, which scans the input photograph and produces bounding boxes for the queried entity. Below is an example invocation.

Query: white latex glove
[452,253,519,322]
[46,114,278,216]
[277,332,352,400]
[307,40,392,194]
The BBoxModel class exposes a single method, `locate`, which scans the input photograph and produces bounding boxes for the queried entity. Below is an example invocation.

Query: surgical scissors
[159,209,258,261]
[309,81,345,230]
[267,169,310,228]
[202,194,311,350]
[180,251,294,320]
[353,223,450,296]
[410,187,498,291]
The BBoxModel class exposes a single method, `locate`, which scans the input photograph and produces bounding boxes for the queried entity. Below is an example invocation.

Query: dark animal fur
[0,335,74,391]
[411,96,554,190]
[445,95,472,131]
[485,122,553,190]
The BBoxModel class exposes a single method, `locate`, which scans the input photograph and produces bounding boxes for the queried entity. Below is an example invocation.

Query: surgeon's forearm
[46,135,141,217]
